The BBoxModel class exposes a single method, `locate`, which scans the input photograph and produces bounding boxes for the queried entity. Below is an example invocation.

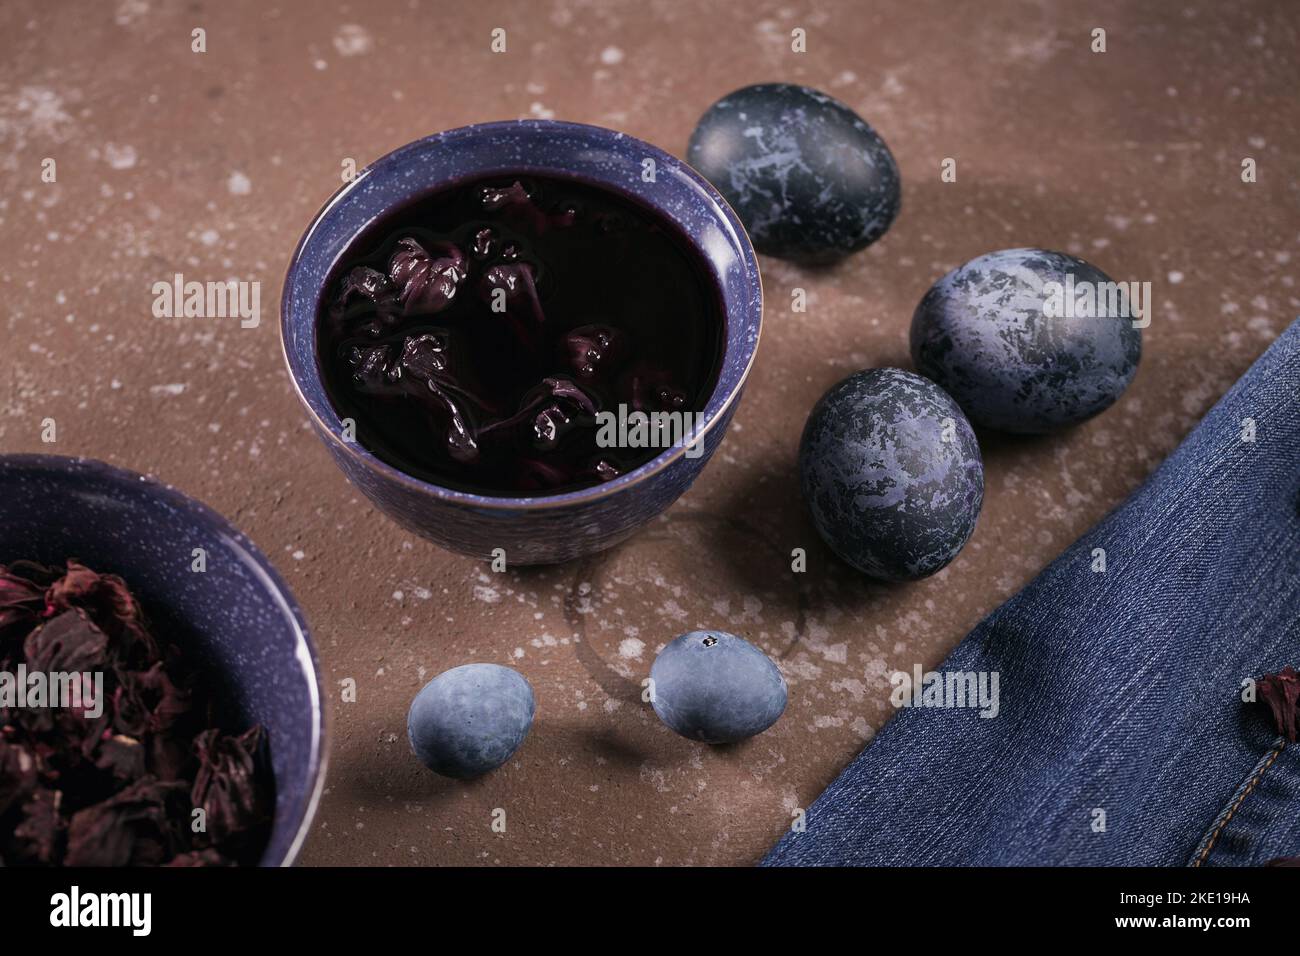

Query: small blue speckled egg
[407,663,535,779]
[650,631,787,744]
[687,83,900,262]
[800,368,983,581]
[910,247,1142,433]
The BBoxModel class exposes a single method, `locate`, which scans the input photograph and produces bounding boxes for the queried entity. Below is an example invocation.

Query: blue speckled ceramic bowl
[0,455,327,867]
[281,120,763,565]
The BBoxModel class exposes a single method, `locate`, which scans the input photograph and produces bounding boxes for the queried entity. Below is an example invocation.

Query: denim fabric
[764,318,1300,866]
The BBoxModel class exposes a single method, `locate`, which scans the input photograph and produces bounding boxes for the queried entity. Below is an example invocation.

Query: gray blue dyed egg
[910,247,1143,433]
[687,83,901,262]
[650,630,787,744]
[800,368,983,581]
[407,663,535,779]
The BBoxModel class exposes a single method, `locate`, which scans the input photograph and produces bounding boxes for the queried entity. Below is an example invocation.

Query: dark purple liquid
[318,174,724,496]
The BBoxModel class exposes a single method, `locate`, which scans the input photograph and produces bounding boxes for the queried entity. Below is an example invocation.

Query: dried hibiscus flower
[0,560,273,867]
[64,775,187,867]
[23,609,109,675]
[191,725,271,844]
[1258,666,1300,742]
[12,787,62,864]
[0,566,45,637]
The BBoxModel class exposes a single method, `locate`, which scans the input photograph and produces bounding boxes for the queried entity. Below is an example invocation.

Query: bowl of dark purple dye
[281,120,763,565]
[0,455,327,866]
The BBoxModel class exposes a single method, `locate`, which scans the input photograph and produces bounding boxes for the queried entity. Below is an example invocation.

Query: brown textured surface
[1,0,1296,865]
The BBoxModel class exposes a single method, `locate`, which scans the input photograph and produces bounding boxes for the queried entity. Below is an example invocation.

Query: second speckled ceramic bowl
[0,455,327,867]
[281,120,763,565]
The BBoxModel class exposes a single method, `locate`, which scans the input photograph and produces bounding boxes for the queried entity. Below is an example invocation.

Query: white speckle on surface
[292,549,305,561]
[473,584,501,604]
[618,637,645,660]
[4,86,72,144]
[333,24,373,57]
[227,171,251,195]
[660,599,688,621]
[149,383,185,397]
[600,46,624,65]
[820,642,848,664]
[199,228,219,246]
[1168,271,1184,284]
[104,143,137,169]
[114,0,149,27]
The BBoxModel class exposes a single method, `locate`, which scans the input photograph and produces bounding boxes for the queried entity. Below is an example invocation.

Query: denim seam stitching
[1190,741,1285,868]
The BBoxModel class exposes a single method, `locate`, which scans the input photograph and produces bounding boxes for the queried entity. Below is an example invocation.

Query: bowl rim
[0,453,329,867]
[280,118,764,511]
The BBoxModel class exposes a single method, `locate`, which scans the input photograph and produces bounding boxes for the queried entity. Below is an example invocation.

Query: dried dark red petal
[11,788,62,864]
[1258,666,1300,742]
[64,775,186,867]
[191,726,271,844]
[135,662,191,732]
[0,558,273,866]
[45,561,157,660]
[109,661,188,744]
[94,734,145,782]
[0,737,38,816]
[0,565,45,635]
[23,608,109,674]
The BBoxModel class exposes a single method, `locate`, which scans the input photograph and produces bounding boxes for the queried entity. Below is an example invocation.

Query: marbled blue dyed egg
[650,630,787,744]
[407,663,535,779]
[910,248,1143,433]
[800,368,983,581]
[687,83,901,262]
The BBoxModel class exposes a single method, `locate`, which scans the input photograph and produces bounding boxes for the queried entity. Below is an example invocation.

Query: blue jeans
[764,319,1300,866]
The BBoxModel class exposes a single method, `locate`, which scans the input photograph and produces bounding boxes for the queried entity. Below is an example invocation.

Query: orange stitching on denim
[1192,742,1285,868]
